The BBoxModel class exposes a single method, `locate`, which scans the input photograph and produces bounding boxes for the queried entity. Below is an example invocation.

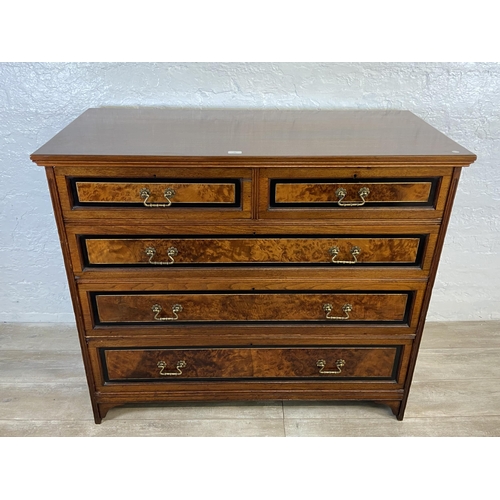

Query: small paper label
[228,150,242,154]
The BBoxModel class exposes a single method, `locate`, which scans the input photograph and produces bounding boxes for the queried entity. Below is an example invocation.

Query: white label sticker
[228,150,242,154]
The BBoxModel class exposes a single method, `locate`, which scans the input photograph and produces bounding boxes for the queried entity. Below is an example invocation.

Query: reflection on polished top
[30,108,476,162]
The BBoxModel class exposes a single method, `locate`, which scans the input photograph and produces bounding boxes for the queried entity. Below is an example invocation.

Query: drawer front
[93,292,411,324]
[259,167,453,219]
[74,179,238,206]
[55,167,252,220]
[273,179,435,206]
[82,235,424,268]
[101,346,402,381]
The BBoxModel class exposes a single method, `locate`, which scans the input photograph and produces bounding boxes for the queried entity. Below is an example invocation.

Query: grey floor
[1,321,499,436]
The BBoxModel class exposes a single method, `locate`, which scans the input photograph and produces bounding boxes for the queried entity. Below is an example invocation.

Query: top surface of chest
[30,108,476,164]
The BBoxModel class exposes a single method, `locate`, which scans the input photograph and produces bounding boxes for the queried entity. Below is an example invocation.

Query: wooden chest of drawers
[31,108,476,423]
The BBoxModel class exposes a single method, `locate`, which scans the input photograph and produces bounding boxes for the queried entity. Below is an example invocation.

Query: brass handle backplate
[152,303,183,321]
[157,360,186,376]
[145,246,178,265]
[317,359,345,375]
[140,187,176,207]
[323,303,352,320]
[335,187,370,207]
[329,246,361,264]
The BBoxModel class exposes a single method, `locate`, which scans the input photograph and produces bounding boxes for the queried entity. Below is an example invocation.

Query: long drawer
[92,291,412,325]
[65,224,440,278]
[100,346,403,382]
[81,235,426,267]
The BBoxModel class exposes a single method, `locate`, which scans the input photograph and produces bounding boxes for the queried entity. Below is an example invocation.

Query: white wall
[1,62,498,322]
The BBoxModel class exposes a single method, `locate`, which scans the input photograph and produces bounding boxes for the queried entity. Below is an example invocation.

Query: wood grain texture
[30,108,476,162]
[103,347,399,381]
[65,224,439,278]
[397,166,464,420]
[0,419,288,437]
[44,167,102,422]
[54,167,253,221]
[84,236,421,266]
[275,181,432,204]
[94,292,409,323]
[259,166,453,220]
[76,181,236,204]
[79,281,426,335]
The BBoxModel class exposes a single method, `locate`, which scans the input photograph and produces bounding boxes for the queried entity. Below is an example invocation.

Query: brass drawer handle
[329,246,361,264]
[323,303,352,320]
[317,359,345,374]
[157,360,186,376]
[152,303,183,321]
[140,187,176,207]
[145,246,178,265]
[335,186,370,206]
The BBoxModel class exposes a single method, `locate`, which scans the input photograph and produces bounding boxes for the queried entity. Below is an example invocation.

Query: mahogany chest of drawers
[31,108,476,423]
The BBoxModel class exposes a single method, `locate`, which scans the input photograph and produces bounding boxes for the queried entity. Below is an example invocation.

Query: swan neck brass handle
[329,246,361,264]
[145,246,178,265]
[140,187,176,207]
[317,359,345,375]
[152,303,183,321]
[157,360,186,376]
[323,303,352,320]
[335,186,370,207]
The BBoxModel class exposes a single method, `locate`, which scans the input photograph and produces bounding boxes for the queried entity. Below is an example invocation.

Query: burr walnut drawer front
[260,167,453,219]
[75,180,238,205]
[81,235,426,268]
[55,168,252,220]
[100,346,403,382]
[92,292,412,325]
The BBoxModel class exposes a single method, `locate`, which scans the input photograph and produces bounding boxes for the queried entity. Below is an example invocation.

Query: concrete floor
[1,321,499,436]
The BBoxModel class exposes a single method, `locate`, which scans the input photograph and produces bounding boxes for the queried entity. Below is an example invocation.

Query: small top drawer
[260,166,453,220]
[54,167,252,220]
[273,179,435,206]
[74,179,238,206]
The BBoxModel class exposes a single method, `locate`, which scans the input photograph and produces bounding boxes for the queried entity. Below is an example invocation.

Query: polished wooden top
[31,108,476,165]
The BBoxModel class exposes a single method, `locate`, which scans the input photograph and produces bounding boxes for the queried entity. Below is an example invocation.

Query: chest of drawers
[31,108,476,423]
